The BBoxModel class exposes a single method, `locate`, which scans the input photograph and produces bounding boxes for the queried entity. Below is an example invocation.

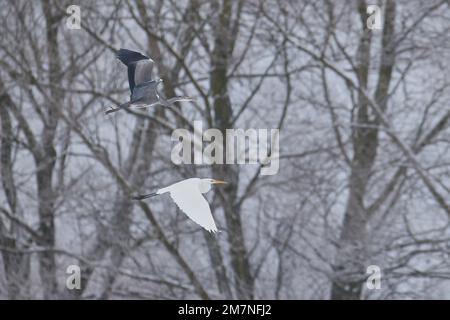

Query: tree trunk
[331,0,396,300]
[210,0,254,299]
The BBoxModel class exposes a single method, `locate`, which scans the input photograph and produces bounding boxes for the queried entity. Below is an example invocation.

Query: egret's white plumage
[133,178,227,233]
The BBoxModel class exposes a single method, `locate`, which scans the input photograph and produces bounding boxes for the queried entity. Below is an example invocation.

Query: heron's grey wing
[116,48,149,65]
[116,49,150,94]
[123,64,136,94]
[134,59,154,87]
[131,81,160,104]
[169,189,218,232]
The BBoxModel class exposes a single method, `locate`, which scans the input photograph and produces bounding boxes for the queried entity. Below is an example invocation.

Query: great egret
[105,48,193,114]
[132,178,227,233]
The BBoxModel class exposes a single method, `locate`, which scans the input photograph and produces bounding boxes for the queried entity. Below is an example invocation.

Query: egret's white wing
[169,188,218,233]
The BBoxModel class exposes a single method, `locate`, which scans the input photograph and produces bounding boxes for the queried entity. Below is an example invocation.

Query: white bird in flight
[132,178,227,233]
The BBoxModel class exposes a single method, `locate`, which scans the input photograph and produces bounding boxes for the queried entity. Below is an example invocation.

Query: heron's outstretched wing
[134,60,154,87]
[169,188,218,233]
[116,48,154,93]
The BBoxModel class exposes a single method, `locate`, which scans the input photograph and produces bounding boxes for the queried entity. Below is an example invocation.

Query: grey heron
[105,48,193,115]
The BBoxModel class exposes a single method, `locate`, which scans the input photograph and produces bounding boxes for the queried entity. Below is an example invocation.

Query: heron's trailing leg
[105,101,131,115]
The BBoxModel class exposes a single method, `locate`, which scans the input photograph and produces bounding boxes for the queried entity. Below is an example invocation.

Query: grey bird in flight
[105,48,193,115]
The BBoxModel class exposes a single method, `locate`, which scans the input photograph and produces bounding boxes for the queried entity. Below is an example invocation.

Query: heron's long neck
[165,96,192,105]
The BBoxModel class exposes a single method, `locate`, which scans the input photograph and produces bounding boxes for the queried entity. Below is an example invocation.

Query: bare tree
[1,0,450,300]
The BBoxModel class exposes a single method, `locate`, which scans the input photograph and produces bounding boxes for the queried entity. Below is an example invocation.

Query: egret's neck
[198,181,212,193]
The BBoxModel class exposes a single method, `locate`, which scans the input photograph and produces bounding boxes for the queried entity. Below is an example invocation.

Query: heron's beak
[212,179,227,185]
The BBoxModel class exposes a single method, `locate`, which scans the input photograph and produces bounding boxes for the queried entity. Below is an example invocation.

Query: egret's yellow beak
[212,179,227,185]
